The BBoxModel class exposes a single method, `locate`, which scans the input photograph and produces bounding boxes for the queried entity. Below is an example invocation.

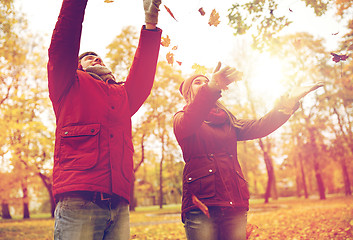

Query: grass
[0,195,352,240]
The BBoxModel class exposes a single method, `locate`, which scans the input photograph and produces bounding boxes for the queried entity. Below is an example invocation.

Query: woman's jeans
[54,194,130,240]
[184,207,247,240]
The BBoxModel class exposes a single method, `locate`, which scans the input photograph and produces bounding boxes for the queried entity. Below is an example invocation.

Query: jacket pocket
[235,170,250,200]
[59,124,100,171]
[186,166,216,199]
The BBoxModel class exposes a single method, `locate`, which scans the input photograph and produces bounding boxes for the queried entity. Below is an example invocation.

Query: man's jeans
[54,195,130,240]
[184,207,247,240]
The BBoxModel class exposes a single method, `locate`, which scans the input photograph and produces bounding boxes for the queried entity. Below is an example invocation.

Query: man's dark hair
[79,51,99,60]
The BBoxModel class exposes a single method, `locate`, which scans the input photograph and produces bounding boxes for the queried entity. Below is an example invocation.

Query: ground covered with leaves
[0,196,352,240]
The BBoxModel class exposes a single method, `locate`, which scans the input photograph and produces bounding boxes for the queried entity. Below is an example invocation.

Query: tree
[227,0,342,49]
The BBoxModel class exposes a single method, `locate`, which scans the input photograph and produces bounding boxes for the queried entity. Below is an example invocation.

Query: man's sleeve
[47,0,88,104]
[124,26,162,116]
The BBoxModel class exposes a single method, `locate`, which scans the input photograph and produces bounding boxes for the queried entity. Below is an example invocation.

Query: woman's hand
[209,62,243,90]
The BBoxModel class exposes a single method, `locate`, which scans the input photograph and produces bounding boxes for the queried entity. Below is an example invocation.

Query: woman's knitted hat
[179,74,208,100]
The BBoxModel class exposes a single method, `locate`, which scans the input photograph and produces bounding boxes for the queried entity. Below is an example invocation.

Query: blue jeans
[54,195,130,240]
[184,207,247,240]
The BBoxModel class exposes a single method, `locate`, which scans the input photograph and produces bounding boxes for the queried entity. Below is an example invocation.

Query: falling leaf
[332,32,339,35]
[289,8,293,12]
[176,61,182,66]
[172,45,178,51]
[331,52,348,63]
[104,0,114,3]
[198,7,206,16]
[208,9,220,27]
[166,52,174,65]
[192,195,210,218]
[164,5,178,21]
[160,35,171,47]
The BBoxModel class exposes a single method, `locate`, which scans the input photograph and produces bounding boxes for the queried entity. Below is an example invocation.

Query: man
[47,0,162,239]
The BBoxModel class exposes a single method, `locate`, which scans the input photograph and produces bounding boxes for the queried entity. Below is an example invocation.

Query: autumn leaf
[164,5,178,21]
[208,9,220,27]
[331,52,349,63]
[166,52,174,65]
[176,61,182,66]
[192,195,210,218]
[198,7,206,16]
[192,63,208,74]
[172,45,178,51]
[246,224,259,239]
[161,35,171,47]
[104,0,114,3]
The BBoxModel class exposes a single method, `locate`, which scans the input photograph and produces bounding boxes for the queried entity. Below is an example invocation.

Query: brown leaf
[331,52,349,63]
[160,35,171,47]
[208,9,220,27]
[164,5,178,21]
[198,7,206,16]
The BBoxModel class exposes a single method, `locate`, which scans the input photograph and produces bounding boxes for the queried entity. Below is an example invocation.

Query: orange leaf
[104,0,114,3]
[246,224,259,239]
[192,195,210,218]
[208,9,220,27]
[172,45,178,51]
[164,5,178,21]
[176,61,182,66]
[161,35,171,47]
[198,7,206,16]
[166,52,174,65]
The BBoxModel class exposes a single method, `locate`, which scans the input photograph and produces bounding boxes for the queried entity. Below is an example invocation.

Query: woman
[173,62,323,240]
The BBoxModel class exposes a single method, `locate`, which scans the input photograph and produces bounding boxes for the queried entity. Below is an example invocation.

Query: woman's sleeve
[236,108,291,141]
[173,86,221,141]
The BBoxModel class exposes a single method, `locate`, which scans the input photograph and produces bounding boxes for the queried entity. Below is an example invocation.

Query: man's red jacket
[47,0,161,202]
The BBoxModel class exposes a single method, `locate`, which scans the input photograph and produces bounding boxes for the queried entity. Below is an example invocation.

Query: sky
[15,0,348,105]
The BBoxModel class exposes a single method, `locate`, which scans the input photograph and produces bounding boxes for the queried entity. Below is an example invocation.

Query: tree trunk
[159,157,164,209]
[1,202,12,219]
[22,179,30,219]
[308,128,326,200]
[38,172,55,217]
[159,135,165,209]
[298,152,309,198]
[341,158,352,195]
[259,139,277,203]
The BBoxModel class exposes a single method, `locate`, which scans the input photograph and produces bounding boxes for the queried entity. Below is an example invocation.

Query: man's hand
[144,0,161,27]
[209,62,243,90]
